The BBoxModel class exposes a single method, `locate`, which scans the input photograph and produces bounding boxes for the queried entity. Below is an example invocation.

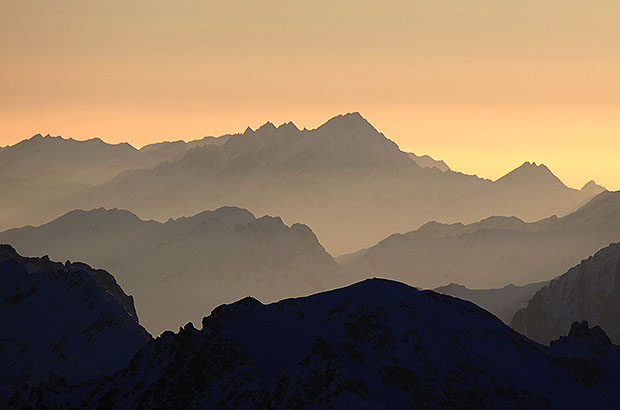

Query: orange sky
[2,1,620,189]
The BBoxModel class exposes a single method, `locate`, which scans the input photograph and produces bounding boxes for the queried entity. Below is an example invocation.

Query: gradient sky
[2,1,620,189]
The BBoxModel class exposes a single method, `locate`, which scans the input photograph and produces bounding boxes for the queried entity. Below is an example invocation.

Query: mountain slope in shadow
[0,245,150,402]
[7,279,618,409]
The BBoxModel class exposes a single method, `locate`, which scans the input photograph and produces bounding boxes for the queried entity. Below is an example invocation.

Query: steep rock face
[0,207,341,334]
[511,242,620,344]
[0,245,150,402]
[11,279,615,409]
[339,191,620,289]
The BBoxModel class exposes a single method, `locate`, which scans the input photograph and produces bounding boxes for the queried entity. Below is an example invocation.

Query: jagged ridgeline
[0,113,605,255]
[5,277,620,409]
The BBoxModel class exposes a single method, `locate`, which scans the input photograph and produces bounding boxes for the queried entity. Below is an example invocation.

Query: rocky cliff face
[512,242,620,344]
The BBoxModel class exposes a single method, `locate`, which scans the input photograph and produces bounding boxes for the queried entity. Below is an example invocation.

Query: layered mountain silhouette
[339,190,620,289]
[0,113,604,255]
[434,281,548,323]
[7,279,619,409]
[0,245,150,403]
[0,133,228,233]
[406,152,450,172]
[0,207,340,334]
[512,242,620,344]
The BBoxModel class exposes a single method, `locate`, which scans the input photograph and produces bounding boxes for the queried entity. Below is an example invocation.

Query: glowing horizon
[2,1,620,190]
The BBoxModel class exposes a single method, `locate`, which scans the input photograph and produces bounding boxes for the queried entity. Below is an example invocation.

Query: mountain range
[0,207,340,334]
[6,278,620,409]
[338,190,620,289]
[0,113,605,255]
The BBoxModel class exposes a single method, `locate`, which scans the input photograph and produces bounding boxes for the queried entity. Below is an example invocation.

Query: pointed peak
[319,112,374,131]
[496,160,566,188]
[277,121,299,131]
[580,180,605,194]
[243,126,254,135]
[256,122,277,133]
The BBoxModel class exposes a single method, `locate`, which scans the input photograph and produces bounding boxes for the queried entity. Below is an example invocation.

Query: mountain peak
[568,321,612,347]
[496,161,567,188]
[256,121,277,133]
[277,121,299,131]
[319,112,374,132]
[580,180,606,195]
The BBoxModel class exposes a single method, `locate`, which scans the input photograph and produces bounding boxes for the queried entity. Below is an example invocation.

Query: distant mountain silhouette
[0,245,150,403]
[0,113,604,254]
[407,152,450,172]
[7,279,617,409]
[512,242,620,344]
[339,190,620,289]
[434,281,548,323]
[0,207,341,334]
[495,161,567,190]
[0,132,229,234]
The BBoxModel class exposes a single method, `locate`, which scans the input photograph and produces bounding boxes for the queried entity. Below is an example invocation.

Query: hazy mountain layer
[512,242,620,344]
[8,279,617,409]
[0,113,604,255]
[0,133,228,232]
[434,281,548,323]
[339,190,620,289]
[0,207,341,334]
[0,245,150,402]
[406,152,450,172]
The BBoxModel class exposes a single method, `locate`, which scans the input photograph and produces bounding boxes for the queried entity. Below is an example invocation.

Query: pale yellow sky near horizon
[2,1,620,189]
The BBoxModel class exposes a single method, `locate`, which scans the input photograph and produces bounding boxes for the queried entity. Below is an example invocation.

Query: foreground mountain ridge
[7,278,619,409]
[0,245,151,401]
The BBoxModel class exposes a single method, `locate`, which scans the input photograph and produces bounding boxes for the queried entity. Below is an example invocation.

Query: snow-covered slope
[0,245,150,403]
[339,190,620,289]
[434,281,548,323]
[511,242,620,344]
[0,207,341,334]
[9,279,616,409]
